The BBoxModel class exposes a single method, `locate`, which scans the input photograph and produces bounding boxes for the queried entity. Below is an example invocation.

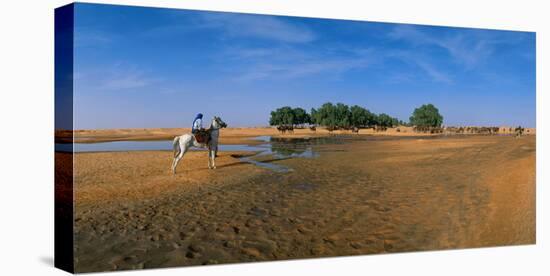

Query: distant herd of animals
[276,125,530,137]
[415,126,529,137]
[277,125,387,134]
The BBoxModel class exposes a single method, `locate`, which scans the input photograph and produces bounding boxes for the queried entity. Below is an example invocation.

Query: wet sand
[58,126,440,144]
[71,135,535,272]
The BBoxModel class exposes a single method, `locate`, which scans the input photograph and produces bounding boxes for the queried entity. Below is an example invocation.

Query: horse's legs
[171,146,180,172]
[207,146,217,169]
[211,148,216,169]
[172,145,188,174]
[212,145,218,168]
[208,146,213,169]
[171,157,177,173]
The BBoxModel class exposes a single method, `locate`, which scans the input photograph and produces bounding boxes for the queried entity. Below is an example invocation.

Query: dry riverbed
[69,135,535,272]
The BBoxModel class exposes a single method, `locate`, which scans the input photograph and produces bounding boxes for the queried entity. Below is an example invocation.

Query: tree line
[269,102,443,131]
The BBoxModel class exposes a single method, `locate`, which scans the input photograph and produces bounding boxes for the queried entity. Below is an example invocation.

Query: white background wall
[0,0,547,275]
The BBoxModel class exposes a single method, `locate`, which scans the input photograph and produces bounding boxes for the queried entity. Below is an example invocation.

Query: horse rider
[192,113,203,134]
[192,113,211,143]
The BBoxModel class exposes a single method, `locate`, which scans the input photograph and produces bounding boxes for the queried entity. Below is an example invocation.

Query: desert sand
[58,126,536,144]
[70,134,535,272]
[59,126,443,144]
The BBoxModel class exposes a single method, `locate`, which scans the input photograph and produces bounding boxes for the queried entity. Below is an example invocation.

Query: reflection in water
[56,141,269,153]
[238,136,329,172]
[258,138,319,159]
[56,136,336,173]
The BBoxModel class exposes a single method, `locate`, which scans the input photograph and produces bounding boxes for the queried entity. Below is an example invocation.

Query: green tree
[335,103,351,129]
[305,112,312,125]
[269,110,281,126]
[350,105,376,128]
[271,103,402,131]
[391,117,399,127]
[398,119,409,126]
[292,107,309,126]
[314,102,338,130]
[269,106,295,127]
[310,108,319,125]
[377,113,394,128]
[409,104,443,127]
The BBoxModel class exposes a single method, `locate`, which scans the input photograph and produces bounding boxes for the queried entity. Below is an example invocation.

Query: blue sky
[73,3,536,129]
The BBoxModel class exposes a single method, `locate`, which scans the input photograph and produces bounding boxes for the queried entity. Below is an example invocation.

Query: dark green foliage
[313,103,338,130]
[271,102,412,131]
[409,104,443,127]
[310,108,318,125]
[398,119,411,127]
[269,106,295,126]
[391,117,399,127]
[376,113,394,128]
[350,105,376,128]
[335,103,352,129]
[292,107,310,126]
[269,106,311,127]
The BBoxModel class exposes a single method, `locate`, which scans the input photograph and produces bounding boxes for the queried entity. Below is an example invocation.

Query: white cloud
[414,60,453,83]
[385,50,453,84]
[77,63,159,92]
[388,25,497,68]
[199,13,316,43]
[100,71,152,90]
[226,46,374,82]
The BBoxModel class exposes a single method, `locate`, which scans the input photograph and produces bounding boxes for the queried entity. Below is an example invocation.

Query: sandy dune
[71,135,535,272]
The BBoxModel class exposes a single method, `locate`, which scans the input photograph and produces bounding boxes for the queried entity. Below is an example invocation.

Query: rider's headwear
[196,113,203,119]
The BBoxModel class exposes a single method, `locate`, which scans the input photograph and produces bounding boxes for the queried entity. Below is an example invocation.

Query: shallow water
[58,135,449,172]
[56,134,443,153]
[55,140,268,153]
[56,135,447,173]
[56,136,328,172]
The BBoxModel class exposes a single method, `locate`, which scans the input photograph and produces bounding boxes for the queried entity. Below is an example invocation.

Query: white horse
[171,116,228,174]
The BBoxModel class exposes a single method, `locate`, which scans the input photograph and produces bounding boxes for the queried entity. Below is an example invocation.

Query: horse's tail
[173,136,180,158]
